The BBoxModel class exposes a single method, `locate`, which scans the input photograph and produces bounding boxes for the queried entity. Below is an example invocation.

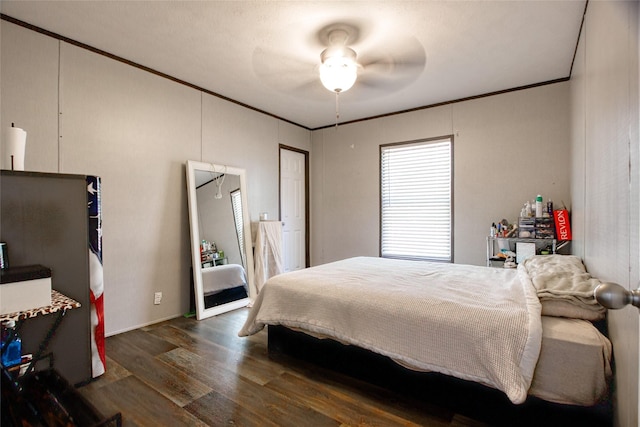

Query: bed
[201,264,248,296]
[239,255,612,415]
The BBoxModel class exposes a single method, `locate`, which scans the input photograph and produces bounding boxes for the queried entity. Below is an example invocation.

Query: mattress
[530,316,612,406]
[275,315,611,406]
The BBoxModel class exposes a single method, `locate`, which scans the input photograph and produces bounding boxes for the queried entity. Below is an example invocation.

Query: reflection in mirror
[186,160,255,320]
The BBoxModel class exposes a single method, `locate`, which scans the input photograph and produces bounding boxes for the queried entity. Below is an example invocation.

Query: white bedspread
[202,264,247,296]
[239,257,543,404]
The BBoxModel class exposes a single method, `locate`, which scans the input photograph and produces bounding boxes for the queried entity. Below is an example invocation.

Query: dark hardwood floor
[78,308,490,427]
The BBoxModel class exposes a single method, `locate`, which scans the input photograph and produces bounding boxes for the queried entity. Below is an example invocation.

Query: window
[380,136,453,262]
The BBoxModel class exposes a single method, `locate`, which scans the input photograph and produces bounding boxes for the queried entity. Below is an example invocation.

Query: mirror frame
[186,160,256,320]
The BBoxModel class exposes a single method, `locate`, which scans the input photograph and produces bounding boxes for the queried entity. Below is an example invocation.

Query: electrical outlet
[154,292,162,305]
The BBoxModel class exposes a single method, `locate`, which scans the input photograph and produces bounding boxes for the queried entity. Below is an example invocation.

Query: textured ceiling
[1,1,586,130]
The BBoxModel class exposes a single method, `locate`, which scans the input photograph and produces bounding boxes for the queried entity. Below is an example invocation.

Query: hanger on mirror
[209,164,227,199]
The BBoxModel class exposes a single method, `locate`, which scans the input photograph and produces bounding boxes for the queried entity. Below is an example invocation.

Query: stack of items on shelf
[517,195,572,241]
[489,219,517,238]
[488,195,573,268]
[490,195,572,241]
[518,195,556,239]
[200,239,225,268]
[518,217,556,239]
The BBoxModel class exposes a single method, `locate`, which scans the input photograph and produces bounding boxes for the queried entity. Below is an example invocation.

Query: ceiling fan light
[319,48,358,93]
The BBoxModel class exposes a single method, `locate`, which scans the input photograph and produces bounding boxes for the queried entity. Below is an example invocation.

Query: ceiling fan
[252,20,426,123]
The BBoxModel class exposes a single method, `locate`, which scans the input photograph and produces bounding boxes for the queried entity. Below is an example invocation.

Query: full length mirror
[186,160,255,320]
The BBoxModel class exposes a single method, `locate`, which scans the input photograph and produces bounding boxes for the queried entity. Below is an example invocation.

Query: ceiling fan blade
[360,34,426,72]
[356,35,427,91]
[291,78,326,95]
[361,54,425,76]
[252,46,320,94]
[357,70,421,92]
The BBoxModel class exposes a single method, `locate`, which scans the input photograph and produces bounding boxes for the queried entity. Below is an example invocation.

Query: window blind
[230,189,247,267]
[380,138,452,262]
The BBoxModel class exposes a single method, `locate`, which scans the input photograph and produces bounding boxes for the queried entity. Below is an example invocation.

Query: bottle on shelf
[1,320,22,367]
[535,195,543,217]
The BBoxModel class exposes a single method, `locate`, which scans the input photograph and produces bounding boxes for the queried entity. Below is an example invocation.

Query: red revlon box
[553,209,572,241]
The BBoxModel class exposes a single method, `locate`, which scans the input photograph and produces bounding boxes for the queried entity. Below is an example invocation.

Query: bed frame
[268,325,612,427]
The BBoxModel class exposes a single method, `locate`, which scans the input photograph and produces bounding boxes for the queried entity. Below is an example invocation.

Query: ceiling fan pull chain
[335,91,340,129]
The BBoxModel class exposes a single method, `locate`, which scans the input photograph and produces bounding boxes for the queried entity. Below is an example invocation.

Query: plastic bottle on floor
[1,320,22,367]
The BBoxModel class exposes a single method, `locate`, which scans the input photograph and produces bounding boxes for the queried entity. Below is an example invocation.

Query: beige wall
[0,21,311,335]
[1,21,59,172]
[311,83,571,266]
[570,2,640,426]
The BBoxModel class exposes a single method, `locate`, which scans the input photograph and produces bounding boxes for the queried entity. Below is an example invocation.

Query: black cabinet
[1,170,98,385]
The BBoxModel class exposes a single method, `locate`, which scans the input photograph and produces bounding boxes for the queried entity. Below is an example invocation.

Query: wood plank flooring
[78,308,490,427]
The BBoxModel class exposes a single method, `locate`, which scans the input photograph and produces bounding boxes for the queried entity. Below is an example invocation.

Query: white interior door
[280,147,306,272]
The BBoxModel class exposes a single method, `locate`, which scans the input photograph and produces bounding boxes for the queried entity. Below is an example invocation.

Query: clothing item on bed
[521,255,606,321]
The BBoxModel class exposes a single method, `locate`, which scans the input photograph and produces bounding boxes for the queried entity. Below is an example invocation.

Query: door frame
[279,144,310,268]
